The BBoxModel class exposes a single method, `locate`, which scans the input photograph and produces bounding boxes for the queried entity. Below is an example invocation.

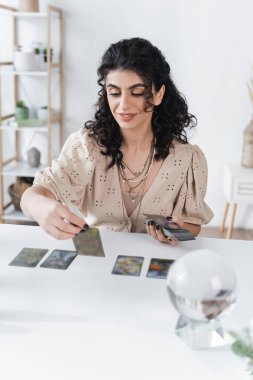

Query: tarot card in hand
[9,247,49,268]
[40,249,77,270]
[146,258,175,279]
[143,214,195,241]
[112,255,144,276]
[72,228,105,257]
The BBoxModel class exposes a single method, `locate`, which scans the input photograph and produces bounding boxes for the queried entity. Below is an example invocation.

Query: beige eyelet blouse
[34,128,213,233]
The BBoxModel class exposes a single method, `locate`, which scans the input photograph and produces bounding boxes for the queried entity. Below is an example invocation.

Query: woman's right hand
[21,186,86,240]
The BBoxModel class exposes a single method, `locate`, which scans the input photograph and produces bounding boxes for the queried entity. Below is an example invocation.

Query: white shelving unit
[220,162,253,239]
[2,162,46,177]
[0,67,60,75]
[3,206,31,221]
[0,4,63,223]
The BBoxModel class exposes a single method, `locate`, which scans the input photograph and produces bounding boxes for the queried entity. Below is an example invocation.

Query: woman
[21,37,213,243]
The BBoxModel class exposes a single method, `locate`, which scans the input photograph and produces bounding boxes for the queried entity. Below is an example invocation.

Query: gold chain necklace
[121,142,153,177]
[119,143,155,185]
[120,147,154,202]
[121,178,146,232]
[120,139,154,182]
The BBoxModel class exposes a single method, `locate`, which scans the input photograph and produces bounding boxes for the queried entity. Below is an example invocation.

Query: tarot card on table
[146,258,174,279]
[9,247,48,268]
[72,228,105,257]
[40,249,77,270]
[112,255,144,276]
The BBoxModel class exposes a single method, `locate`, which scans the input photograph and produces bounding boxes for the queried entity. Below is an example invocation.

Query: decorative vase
[37,107,48,122]
[242,117,253,168]
[13,51,36,71]
[27,147,41,168]
[15,106,29,121]
[19,0,39,12]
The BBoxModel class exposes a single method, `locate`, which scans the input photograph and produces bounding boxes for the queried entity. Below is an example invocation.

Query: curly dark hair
[85,37,197,168]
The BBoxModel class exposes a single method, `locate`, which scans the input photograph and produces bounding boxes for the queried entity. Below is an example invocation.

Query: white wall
[2,0,253,228]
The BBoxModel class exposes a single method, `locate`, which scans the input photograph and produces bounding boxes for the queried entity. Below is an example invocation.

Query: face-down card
[73,228,105,257]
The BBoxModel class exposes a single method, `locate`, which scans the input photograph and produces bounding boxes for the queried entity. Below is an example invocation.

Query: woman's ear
[154,85,165,106]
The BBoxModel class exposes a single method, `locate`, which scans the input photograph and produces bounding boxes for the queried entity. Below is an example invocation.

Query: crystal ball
[167,249,237,322]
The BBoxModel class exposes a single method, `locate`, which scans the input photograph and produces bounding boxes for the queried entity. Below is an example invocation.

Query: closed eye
[132,93,145,96]
[108,93,145,97]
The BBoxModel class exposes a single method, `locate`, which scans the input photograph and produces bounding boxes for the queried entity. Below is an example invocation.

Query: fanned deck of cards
[72,228,105,257]
[143,213,195,241]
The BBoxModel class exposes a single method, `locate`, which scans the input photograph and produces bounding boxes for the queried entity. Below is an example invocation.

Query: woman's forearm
[183,222,201,237]
[20,185,55,220]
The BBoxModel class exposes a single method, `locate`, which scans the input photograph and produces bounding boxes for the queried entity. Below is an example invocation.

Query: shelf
[0,69,59,76]
[0,3,63,224]
[14,12,59,18]
[0,11,59,19]
[2,205,31,222]
[0,122,59,132]
[2,162,46,177]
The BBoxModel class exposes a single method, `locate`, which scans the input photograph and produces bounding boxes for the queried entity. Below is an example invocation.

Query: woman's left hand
[146,216,185,245]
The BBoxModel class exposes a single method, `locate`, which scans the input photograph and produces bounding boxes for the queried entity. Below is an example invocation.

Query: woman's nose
[119,94,130,110]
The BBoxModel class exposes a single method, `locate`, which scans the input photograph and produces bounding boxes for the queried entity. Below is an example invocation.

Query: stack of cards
[144,213,195,241]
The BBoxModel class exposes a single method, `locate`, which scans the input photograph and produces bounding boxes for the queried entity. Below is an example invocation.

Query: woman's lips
[117,113,137,122]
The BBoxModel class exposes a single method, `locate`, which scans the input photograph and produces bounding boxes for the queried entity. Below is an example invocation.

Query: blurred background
[1,0,253,235]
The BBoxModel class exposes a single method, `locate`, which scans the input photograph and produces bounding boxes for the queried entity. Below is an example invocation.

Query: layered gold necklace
[119,139,155,203]
[119,139,155,232]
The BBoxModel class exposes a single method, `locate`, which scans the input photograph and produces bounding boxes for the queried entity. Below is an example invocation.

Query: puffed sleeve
[33,129,96,207]
[172,145,214,225]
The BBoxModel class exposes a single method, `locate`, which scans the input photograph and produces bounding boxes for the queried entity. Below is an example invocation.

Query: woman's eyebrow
[129,83,146,90]
[106,83,146,89]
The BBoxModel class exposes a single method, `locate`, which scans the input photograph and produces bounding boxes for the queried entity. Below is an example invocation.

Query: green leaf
[229,331,242,341]
[231,341,253,359]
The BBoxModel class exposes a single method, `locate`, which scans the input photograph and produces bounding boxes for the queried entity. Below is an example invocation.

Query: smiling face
[106,69,164,133]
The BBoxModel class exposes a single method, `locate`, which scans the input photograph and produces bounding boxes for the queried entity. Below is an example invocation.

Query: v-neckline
[115,154,170,219]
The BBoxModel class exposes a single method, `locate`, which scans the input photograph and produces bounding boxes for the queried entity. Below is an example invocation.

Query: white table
[0,225,251,380]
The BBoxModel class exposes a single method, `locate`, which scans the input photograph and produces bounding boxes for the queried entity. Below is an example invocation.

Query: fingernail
[147,221,151,226]
[83,223,89,230]
[156,224,160,230]
[150,220,154,226]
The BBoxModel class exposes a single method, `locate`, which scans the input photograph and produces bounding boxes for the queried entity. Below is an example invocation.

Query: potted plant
[43,48,53,63]
[15,100,29,121]
[34,46,42,70]
[230,326,253,376]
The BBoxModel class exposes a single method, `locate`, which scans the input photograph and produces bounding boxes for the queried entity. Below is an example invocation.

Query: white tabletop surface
[0,224,251,380]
